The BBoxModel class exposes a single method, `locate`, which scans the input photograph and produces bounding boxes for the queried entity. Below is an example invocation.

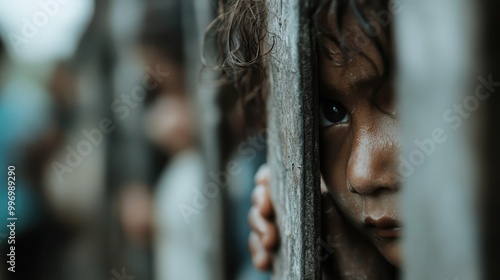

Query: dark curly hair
[205,0,392,128]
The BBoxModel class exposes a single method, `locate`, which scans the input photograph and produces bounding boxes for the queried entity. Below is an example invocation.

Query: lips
[364,217,403,240]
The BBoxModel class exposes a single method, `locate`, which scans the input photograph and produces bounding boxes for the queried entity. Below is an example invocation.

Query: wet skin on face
[318,6,402,268]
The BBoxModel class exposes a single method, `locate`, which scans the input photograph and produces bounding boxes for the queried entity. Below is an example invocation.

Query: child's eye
[320,99,350,127]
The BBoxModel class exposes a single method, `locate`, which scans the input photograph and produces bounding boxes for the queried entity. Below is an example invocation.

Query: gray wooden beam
[266,0,321,279]
[395,1,482,279]
[479,0,500,279]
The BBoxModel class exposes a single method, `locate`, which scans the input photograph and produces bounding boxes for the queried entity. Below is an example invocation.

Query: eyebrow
[319,72,382,99]
[353,73,383,90]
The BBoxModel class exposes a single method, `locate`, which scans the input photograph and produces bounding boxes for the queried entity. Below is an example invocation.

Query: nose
[347,115,399,196]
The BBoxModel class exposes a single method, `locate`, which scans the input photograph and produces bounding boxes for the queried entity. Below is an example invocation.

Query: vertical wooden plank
[479,0,500,279]
[395,1,482,279]
[266,0,321,279]
[182,1,225,279]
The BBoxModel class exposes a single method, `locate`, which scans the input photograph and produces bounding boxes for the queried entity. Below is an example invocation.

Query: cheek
[320,128,364,223]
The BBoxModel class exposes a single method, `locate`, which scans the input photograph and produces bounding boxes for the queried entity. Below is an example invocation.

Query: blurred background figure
[138,2,219,280]
[0,1,97,279]
[0,0,266,279]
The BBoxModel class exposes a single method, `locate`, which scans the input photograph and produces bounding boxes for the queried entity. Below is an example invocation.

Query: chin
[378,239,402,268]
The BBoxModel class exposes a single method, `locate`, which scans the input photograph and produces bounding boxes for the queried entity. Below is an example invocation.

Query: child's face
[143,47,195,155]
[318,8,401,267]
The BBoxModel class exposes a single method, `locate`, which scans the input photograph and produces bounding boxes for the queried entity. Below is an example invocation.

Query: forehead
[316,3,391,92]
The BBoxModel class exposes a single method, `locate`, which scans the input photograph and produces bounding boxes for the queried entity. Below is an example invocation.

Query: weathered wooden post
[266,0,321,279]
[478,0,500,279]
[395,0,482,279]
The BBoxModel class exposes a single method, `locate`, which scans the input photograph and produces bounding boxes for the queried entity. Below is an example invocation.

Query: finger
[251,184,274,218]
[249,232,272,271]
[248,207,279,249]
[262,219,279,250]
[248,207,270,235]
[254,164,270,186]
